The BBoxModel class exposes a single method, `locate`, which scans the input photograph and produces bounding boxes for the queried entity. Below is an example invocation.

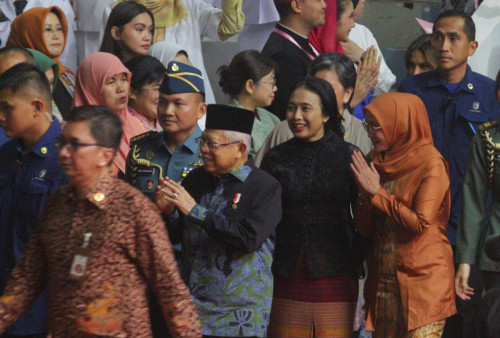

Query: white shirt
[0,0,77,71]
[349,23,396,95]
[468,0,500,80]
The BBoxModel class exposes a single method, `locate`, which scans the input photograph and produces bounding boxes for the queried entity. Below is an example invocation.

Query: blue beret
[160,61,205,94]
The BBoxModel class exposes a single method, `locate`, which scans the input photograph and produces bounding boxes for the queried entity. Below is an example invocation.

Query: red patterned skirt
[268,251,358,337]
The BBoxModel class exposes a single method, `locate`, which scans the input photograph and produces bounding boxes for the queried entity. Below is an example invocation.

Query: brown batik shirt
[0,173,201,337]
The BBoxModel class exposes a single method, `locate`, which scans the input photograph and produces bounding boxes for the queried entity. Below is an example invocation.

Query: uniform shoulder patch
[130,131,156,144]
[478,120,499,132]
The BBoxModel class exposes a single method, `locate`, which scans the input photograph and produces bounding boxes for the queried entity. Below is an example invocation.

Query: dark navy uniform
[399,66,500,244]
[125,128,203,200]
[0,119,67,335]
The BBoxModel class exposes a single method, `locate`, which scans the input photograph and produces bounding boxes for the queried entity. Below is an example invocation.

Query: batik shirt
[0,174,201,337]
[168,160,282,337]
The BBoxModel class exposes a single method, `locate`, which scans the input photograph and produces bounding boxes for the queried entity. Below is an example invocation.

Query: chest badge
[472,101,480,112]
[147,180,155,190]
[39,169,47,178]
[93,192,105,202]
[40,147,47,154]
[232,193,241,209]
[146,151,154,159]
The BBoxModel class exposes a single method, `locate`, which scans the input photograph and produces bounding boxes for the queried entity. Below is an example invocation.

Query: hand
[350,150,381,197]
[155,177,176,214]
[340,39,365,63]
[350,46,381,108]
[455,263,474,300]
[155,177,197,216]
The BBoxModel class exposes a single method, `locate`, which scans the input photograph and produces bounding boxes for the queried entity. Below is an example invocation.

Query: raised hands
[350,46,381,108]
[155,177,197,215]
[350,150,381,198]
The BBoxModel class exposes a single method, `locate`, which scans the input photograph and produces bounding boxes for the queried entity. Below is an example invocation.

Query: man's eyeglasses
[195,137,240,152]
[54,137,103,152]
[362,121,382,132]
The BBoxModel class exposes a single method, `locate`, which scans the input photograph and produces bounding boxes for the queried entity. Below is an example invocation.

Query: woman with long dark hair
[100,1,154,62]
[261,77,368,337]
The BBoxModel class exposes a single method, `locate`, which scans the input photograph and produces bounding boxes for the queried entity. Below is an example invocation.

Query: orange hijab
[365,92,444,182]
[7,6,68,74]
[73,52,147,173]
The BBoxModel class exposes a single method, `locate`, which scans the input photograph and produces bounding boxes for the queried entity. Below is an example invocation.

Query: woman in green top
[218,50,280,157]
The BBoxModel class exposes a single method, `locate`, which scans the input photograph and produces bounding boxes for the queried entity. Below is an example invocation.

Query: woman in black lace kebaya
[261,78,369,337]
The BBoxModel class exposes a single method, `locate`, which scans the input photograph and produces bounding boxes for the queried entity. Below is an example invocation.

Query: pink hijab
[73,52,147,173]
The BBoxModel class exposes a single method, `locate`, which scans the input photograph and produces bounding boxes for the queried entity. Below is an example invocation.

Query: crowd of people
[0,0,500,337]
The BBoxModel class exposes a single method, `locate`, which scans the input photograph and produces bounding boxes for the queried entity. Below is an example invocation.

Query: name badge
[69,255,88,277]
[138,168,155,176]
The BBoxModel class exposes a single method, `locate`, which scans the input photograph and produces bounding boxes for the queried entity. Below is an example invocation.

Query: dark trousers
[442,247,484,338]
[483,270,500,291]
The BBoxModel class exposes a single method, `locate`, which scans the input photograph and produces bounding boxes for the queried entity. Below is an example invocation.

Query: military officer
[457,119,500,297]
[125,61,206,200]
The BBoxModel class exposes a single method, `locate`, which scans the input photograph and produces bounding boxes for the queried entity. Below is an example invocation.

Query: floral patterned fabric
[172,160,282,336]
[0,173,201,337]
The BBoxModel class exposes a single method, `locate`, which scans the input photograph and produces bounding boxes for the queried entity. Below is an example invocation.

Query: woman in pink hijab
[73,52,147,175]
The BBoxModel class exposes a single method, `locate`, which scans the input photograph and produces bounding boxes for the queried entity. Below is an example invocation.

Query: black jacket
[261,132,369,278]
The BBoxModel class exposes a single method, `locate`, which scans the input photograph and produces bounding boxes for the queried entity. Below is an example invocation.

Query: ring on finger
[172,193,178,199]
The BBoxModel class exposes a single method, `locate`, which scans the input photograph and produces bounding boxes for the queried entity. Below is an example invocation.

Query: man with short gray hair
[157,104,282,337]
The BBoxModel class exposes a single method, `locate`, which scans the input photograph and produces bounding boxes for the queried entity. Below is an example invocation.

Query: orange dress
[354,92,456,335]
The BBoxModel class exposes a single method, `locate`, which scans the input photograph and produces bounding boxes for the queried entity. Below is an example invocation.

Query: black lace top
[261,131,369,278]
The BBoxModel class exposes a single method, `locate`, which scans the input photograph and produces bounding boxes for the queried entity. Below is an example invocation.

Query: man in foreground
[0,105,201,337]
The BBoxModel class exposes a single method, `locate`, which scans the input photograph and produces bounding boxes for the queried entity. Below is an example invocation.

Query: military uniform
[458,120,500,275]
[125,60,206,200]
[125,128,203,200]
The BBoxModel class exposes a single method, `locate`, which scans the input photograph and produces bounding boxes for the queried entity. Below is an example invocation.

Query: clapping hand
[350,150,381,198]
[155,177,197,215]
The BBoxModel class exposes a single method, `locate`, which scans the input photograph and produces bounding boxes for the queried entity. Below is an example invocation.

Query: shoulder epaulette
[478,120,499,132]
[130,131,155,144]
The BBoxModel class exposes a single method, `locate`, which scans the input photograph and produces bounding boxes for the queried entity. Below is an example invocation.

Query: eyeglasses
[362,121,382,132]
[195,137,240,152]
[54,137,102,152]
[258,79,277,87]
[43,27,65,36]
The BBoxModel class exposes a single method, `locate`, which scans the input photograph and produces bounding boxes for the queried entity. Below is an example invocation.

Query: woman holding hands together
[351,92,456,337]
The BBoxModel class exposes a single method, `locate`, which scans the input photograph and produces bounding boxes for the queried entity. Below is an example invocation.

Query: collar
[158,126,202,154]
[276,23,310,46]
[65,170,115,210]
[15,118,61,158]
[228,159,254,183]
[425,65,476,94]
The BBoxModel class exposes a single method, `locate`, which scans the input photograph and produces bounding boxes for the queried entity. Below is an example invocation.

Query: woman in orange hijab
[8,6,75,120]
[73,52,147,175]
[350,92,456,337]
